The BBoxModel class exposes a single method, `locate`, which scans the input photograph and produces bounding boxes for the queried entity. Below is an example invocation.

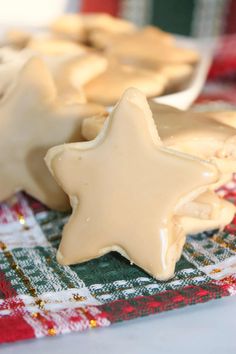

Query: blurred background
[0,0,234,37]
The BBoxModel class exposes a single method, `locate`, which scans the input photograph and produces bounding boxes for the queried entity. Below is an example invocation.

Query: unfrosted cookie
[176,190,221,220]
[50,14,86,42]
[27,38,87,56]
[205,110,236,129]
[50,13,135,43]
[84,62,167,105]
[45,52,107,104]
[118,56,193,92]
[4,29,32,49]
[48,53,108,88]
[89,25,174,50]
[88,29,122,49]
[107,34,199,64]
[0,47,106,105]
[83,13,136,34]
[135,26,175,45]
[180,197,235,234]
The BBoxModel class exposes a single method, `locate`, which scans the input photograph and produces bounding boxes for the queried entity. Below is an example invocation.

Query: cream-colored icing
[0,57,106,210]
[82,101,236,187]
[45,88,219,280]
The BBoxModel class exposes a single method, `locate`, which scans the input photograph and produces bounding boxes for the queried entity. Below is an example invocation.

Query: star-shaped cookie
[82,100,236,188]
[0,56,106,210]
[81,101,236,233]
[45,88,218,280]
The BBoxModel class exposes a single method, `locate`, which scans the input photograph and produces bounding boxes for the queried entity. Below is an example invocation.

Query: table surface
[2,295,235,354]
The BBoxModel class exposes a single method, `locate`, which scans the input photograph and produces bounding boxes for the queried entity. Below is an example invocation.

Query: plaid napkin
[1,37,236,344]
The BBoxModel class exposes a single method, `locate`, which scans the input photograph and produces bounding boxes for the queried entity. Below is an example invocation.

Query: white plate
[154,35,216,110]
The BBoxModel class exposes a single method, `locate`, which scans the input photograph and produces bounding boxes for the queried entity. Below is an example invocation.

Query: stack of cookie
[1,13,199,106]
[45,88,236,280]
[1,14,236,280]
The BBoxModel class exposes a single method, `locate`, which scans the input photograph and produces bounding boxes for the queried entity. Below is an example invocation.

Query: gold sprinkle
[1,241,42,309]
[212,235,236,252]
[17,214,30,230]
[31,312,39,318]
[72,294,86,302]
[12,264,19,270]
[48,328,56,336]
[80,308,87,313]
[210,268,221,274]
[35,299,45,309]
[89,320,97,328]
[0,242,6,250]
[18,215,25,225]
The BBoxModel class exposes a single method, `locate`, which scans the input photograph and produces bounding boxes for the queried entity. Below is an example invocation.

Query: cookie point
[122,87,145,102]
[56,250,68,265]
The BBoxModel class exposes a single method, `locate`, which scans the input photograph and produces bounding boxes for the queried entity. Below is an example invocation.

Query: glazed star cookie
[0,47,33,100]
[45,88,218,280]
[0,56,106,210]
[81,101,236,233]
[82,101,236,188]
